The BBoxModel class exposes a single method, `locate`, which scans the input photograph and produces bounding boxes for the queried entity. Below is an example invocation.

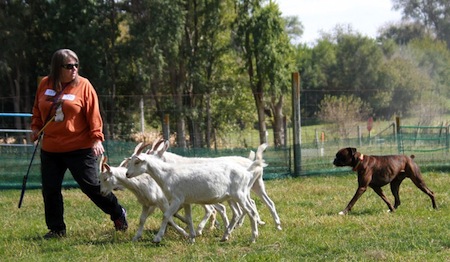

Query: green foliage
[392,0,450,49]
[332,34,384,95]
[1,0,449,147]
[297,27,450,123]
[1,173,448,261]
[374,57,428,118]
[378,22,429,45]
[283,15,304,43]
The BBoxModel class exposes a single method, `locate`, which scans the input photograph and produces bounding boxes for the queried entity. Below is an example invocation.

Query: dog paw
[338,211,346,215]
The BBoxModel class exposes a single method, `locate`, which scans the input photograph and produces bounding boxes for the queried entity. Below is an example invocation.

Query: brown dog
[333,147,437,215]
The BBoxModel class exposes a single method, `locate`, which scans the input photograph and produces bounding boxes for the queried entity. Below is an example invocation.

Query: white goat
[126,143,267,243]
[150,139,281,230]
[99,157,224,241]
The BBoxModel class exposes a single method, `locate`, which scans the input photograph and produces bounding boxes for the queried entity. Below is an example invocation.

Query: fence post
[392,122,396,144]
[447,125,449,153]
[139,97,145,133]
[396,117,403,154]
[291,72,301,177]
[357,126,362,147]
[163,114,170,140]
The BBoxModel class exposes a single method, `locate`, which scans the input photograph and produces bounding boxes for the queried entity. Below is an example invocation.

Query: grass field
[0,172,448,261]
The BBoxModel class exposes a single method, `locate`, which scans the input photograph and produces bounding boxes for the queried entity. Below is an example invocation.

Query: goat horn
[136,142,152,155]
[133,142,143,155]
[151,138,163,150]
[151,138,165,153]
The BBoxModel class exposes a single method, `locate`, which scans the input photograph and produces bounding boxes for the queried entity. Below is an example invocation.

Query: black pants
[40,148,123,231]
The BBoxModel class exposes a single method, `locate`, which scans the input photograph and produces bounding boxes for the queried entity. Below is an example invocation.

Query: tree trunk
[205,94,212,148]
[254,91,267,145]
[271,94,285,147]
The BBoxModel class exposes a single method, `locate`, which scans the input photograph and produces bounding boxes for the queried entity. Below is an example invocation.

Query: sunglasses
[61,63,79,70]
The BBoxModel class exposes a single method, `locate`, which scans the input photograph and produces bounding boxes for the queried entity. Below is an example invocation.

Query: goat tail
[248,142,268,175]
[255,143,268,160]
[248,150,256,160]
[248,143,267,161]
[248,159,268,172]
[247,159,267,188]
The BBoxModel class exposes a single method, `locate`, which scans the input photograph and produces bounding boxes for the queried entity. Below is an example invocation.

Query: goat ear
[101,163,111,173]
[119,158,129,167]
[100,155,108,165]
[99,155,106,172]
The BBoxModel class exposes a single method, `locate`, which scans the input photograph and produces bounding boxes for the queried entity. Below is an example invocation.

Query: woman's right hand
[32,129,40,141]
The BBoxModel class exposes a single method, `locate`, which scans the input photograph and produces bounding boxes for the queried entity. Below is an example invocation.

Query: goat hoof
[153,237,162,243]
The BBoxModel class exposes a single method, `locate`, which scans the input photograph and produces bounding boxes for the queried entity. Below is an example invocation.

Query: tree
[234,0,295,146]
[122,0,186,144]
[0,1,42,134]
[317,95,372,139]
[393,0,450,49]
[378,22,430,45]
[296,30,385,120]
[405,38,450,123]
[0,0,123,140]
[283,15,304,44]
[374,57,428,118]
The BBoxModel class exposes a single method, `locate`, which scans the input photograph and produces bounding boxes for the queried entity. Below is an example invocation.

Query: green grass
[0,172,448,261]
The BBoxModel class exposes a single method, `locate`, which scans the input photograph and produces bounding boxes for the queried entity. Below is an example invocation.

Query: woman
[31,49,127,239]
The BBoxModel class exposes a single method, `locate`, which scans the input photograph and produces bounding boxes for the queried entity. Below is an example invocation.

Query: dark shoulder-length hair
[48,49,80,91]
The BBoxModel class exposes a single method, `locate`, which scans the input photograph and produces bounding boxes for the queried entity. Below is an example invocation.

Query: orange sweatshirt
[31,76,104,153]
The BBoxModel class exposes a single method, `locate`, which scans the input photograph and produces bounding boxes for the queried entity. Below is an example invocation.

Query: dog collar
[352,154,364,171]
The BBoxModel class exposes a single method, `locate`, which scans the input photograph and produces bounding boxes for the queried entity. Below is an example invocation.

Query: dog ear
[348,147,357,156]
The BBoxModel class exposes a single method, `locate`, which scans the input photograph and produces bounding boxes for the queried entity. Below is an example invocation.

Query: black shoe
[114,208,128,231]
[43,229,66,239]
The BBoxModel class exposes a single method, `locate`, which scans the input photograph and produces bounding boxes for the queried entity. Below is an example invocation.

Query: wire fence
[1,109,449,190]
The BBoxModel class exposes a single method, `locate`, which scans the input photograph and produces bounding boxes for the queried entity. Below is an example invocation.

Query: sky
[276,0,403,44]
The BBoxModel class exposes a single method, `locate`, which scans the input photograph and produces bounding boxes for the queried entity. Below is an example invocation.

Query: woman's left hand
[92,140,105,156]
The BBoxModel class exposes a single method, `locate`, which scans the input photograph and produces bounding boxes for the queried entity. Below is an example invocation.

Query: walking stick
[18,115,55,208]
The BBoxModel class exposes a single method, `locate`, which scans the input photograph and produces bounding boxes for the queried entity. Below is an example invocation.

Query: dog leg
[339,186,367,215]
[390,177,404,209]
[409,175,437,209]
[406,163,437,209]
[372,186,395,212]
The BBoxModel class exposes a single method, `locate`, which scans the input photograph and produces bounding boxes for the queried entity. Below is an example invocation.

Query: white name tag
[62,94,76,101]
[45,89,56,96]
